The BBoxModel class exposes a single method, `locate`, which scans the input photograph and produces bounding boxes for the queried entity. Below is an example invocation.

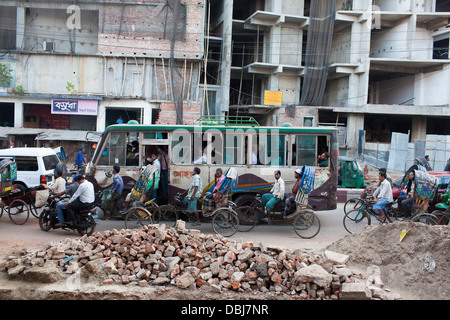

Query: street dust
[0,220,448,300]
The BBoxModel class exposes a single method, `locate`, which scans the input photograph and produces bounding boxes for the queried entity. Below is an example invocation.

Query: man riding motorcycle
[63,175,95,226]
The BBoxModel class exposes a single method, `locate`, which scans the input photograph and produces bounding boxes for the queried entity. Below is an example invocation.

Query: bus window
[209,132,223,165]
[295,135,316,166]
[172,129,191,164]
[98,132,127,166]
[259,134,286,166]
[224,133,245,165]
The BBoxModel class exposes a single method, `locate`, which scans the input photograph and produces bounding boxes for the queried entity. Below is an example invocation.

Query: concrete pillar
[14,100,23,128]
[219,0,233,114]
[16,7,25,50]
[411,116,427,142]
[143,102,153,124]
[346,113,365,157]
[97,102,106,132]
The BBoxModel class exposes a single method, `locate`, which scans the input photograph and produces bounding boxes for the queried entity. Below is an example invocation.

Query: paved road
[0,203,349,254]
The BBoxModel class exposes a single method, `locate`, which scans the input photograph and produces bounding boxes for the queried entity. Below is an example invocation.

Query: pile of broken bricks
[1,221,400,300]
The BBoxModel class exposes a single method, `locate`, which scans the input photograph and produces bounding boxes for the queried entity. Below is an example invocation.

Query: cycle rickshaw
[120,165,160,229]
[400,164,440,224]
[0,158,31,225]
[157,167,240,237]
[236,165,321,239]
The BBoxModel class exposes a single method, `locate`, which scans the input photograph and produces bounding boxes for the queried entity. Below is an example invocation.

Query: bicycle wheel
[343,208,371,234]
[124,207,153,229]
[430,210,449,225]
[8,199,30,225]
[236,205,258,232]
[344,198,364,215]
[155,204,178,227]
[212,207,239,237]
[293,209,321,239]
[411,213,439,226]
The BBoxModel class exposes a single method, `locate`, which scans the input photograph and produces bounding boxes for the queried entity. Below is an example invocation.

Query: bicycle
[236,194,321,239]
[343,198,400,234]
[158,192,239,237]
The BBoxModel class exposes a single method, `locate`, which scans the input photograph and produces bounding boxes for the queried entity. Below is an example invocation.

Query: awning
[35,130,102,142]
[0,127,102,142]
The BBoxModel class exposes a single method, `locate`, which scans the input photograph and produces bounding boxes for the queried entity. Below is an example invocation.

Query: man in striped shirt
[182,167,203,226]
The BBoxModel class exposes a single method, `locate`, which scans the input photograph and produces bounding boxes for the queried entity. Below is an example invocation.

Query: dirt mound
[326,221,450,300]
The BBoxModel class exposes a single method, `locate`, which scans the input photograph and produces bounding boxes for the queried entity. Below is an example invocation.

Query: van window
[43,155,59,170]
[15,156,39,171]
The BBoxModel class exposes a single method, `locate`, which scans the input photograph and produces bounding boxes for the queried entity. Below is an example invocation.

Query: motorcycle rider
[52,175,80,227]
[64,175,95,225]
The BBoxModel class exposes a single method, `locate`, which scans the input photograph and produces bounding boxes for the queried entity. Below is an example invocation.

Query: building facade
[0,0,205,160]
[205,0,450,170]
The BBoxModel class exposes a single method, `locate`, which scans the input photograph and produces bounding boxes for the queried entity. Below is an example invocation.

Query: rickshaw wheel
[293,209,321,239]
[125,207,153,229]
[212,208,239,237]
[155,205,178,227]
[8,199,30,225]
[411,213,439,226]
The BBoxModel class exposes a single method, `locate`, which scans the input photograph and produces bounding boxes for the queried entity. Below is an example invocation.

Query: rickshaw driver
[372,171,393,221]
[261,170,285,224]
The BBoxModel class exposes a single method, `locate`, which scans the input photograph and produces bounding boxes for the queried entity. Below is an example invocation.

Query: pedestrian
[157,146,169,202]
[75,148,86,170]
[101,165,124,219]
[181,167,203,226]
[261,170,285,223]
[116,116,123,124]
[149,152,160,204]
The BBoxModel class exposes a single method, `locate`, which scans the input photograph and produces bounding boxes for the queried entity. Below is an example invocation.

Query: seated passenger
[317,152,330,167]
[284,168,302,217]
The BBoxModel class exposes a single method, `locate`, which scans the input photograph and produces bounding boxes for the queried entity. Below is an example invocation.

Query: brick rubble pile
[1,221,399,300]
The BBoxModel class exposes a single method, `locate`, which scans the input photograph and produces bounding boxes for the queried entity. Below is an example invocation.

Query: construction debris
[0,220,402,300]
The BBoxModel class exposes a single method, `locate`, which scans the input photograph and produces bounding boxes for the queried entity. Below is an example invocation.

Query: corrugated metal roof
[0,128,101,142]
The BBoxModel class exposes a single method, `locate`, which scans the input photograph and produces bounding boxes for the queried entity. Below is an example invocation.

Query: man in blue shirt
[101,165,124,219]
[75,148,86,170]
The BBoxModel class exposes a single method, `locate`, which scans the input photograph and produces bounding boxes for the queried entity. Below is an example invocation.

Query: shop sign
[51,99,98,115]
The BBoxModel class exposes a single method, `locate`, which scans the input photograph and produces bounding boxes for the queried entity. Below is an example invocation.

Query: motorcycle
[38,195,97,236]
[430,187,450,225]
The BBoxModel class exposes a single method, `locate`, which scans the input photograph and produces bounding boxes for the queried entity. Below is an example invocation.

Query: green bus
[86,121,338,211]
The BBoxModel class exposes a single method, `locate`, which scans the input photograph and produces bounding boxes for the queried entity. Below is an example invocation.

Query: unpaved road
[0,204,349,255]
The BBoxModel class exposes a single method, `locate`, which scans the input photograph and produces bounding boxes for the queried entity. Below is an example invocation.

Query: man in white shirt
[51,170,66,194]
[372,171,393,222]
[261,170,285,223]
[64,175,95,224]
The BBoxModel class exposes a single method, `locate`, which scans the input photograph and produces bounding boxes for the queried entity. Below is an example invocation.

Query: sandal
[191,222,201,226]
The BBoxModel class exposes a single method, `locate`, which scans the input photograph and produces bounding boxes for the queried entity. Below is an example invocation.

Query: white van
[0,147,61,191]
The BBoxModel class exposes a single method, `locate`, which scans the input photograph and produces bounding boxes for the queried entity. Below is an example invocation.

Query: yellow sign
[264,90,282,105]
